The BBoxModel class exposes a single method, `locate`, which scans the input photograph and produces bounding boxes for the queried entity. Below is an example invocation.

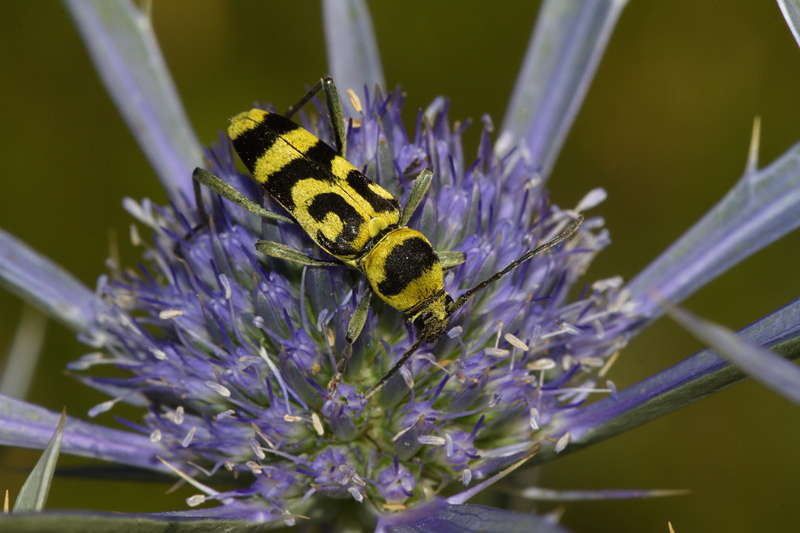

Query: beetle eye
[413,312,431,332]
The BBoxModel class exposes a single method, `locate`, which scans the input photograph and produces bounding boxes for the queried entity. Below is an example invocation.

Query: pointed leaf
[627,135,800,320]
[667,304,800,406]
[499,0,628,181]
[378,501,570,533]
[64,0,202,202]
[0,513,281,533]
[322,0,385,116]
[777,0,800,49]
[0,395,167,473]
[531,296,800,466]
[0,229,101,333]
[0,305,47,400]
[12,409,65,512]
[520,487,689,501]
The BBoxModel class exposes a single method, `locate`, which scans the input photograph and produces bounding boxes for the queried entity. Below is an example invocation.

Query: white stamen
[238,355,262,366]
[424,96,446,124]
[494,129,514,156]
[249,437,266,460]
[462,468,472,486]
[447,326,463,338]
[150,347,168,360]
[311,412,324,436]
[529,408,540,430]
[580,357,605,368]
[88,399,118,418]
[182,426,197,448]
[562,354,574,371]
[129,223,141,247]
[157,457,219,497]
[504,333,529,351]
[418,435,446,446]
[224,461,235,471]
[592,276,623,292]
[347,89,363,113]
[484,347,510,358]
[415,353,449,374]
[316,309,329,332]
[252,315,265,328]
[527,358,556,371]
[149,429,162,443]
[246,461,263,474]
[217,409,235,420]
[68,352,105,370]
[445,433,454,457]
[205,381,231,397]
[391,423,416,443]
[559,322,582,336]
[219,273,231,300]
[348,487,364,503]
[554,432,570,453]
[159,309,183,320]
[186,494,206,507]
[609,287,632,313]
[174,405,185,425]
[283,509,296,527]
[187,461,212,477]
[607,380,618,400]
[494,322,504,348]
[122,197,150,224]
[283,414,302,423]
[598,348,620,381]
[252,427,276,450]
[575,187,607,211]
[400,365,414,388]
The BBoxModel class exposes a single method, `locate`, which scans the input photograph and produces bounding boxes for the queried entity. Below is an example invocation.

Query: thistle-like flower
[76,74,625,521]
[3,1,800,532]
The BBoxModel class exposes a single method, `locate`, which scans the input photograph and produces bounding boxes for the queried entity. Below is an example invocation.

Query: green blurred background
[1,1,800,531]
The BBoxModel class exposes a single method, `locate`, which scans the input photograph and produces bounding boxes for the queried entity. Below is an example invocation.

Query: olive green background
[1,2,800,532]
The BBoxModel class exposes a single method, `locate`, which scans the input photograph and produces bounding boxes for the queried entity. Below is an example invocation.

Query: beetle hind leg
[328,286,372,396]
[255,240,342,267]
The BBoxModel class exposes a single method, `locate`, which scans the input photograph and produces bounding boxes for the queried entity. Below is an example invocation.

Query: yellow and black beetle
[193,77,582,399]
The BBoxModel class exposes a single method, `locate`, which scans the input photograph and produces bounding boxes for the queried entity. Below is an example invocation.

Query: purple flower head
[73,75,631,520]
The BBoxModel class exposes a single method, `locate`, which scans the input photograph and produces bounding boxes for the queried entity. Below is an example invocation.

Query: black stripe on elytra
[303,138,338,171]
[231,113,298,173]
[262,150,339,211]
[308,192,363,257]
[377,236,438,297]
[346,169,401,214]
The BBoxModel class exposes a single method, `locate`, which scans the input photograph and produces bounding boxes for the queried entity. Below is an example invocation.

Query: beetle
[193,77,582,399]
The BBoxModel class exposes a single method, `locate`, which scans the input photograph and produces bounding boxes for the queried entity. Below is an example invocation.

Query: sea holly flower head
[82,78,624,520]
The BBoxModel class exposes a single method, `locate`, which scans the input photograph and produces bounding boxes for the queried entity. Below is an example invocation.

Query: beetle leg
[328,286,372,395]
[192,168,294,223]
[400,168,433,226]
[438,250,466,270]
[255,241,341,267]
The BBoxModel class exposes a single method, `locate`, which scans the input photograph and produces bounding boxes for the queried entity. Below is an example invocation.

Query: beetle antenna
[361,336,427,401]
[447,214,584,314]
